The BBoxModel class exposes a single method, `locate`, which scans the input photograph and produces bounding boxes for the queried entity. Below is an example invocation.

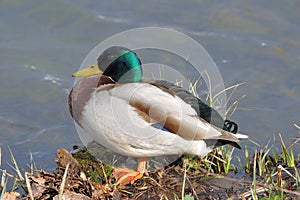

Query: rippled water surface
[1,0,300,174]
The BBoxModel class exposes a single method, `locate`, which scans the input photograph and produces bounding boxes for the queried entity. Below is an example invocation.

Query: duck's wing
[150,80,238,134]
[107,82,240,143]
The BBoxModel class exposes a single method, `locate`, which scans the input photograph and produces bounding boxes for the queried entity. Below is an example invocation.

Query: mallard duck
[73,47,239,134]
[69,46,248,185]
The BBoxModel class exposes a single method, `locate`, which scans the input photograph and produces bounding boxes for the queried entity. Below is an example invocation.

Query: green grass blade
[7,146,24,181]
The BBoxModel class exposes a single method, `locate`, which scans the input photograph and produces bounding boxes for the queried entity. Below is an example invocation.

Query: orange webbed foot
[112,168,143,185]
[112,157,147,186]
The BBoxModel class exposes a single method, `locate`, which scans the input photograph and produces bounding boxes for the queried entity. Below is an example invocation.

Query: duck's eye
[90,65,95,68]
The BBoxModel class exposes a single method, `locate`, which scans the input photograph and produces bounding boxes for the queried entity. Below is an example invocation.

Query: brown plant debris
[2,147,300,199]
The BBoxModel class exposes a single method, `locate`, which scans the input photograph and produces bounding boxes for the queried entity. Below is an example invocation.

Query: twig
[278,165,297,181]
[181,159,187,199]
[294,123,300,130]
[241,187,267,199]
[99,161,108,183]
[1,170,6,188]
[58,163,70,200]
[25,172,34,200]
[0,169,18,179]
[185,175,199,200]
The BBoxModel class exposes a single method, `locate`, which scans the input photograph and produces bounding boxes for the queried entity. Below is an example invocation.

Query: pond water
[1,0,300,176]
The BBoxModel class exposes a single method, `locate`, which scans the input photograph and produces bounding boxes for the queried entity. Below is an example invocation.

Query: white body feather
[78,82,242,157]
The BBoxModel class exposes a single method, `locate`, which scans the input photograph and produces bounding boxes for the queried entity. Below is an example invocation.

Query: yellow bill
[72,63,103,77]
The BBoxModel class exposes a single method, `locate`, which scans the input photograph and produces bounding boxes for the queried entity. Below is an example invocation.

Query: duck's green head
[72,46,142,82]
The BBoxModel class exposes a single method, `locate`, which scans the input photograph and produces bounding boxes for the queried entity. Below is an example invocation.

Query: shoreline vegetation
[1,83,300,199]
[1,132,300,199]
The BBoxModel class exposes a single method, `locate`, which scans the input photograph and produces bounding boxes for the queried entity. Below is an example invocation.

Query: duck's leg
[113,157,147,186]
[137,157,147,175]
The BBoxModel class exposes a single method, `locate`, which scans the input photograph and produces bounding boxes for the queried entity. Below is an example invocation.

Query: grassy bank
[1,132,300,199]
[1,82,299,199]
